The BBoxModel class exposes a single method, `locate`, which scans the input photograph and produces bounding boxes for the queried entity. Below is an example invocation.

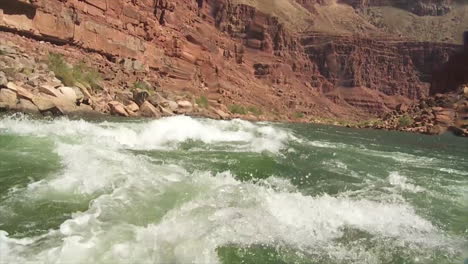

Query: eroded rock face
[214,2,300,53]
[301,33,457,99]
[340,0,454,16]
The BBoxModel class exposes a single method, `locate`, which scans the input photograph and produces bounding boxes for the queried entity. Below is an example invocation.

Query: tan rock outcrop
[0,88,18,109]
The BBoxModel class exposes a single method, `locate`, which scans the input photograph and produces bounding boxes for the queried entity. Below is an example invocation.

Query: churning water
[0,114,466,264]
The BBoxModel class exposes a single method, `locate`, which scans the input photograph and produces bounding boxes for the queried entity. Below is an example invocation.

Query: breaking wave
[0,115,465,264]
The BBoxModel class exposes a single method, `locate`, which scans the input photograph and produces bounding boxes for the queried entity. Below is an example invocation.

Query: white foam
[439,168,468,176]
[0,115,294,153]
[388,172,425,193]
[308,140,346,149]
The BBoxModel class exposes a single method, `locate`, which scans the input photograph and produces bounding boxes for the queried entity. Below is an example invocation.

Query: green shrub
[229,104,247,115]
[133,81,151,91]
[398,115,414,127]
[21,67,33,76]
[357,119,382,127]
[73,62,102,91]
[196,95,209,108]
[0,50,5,56]
[47,53,102,91]
[247,106,263,116]
[48,53,75,86]
[293,112,304,119]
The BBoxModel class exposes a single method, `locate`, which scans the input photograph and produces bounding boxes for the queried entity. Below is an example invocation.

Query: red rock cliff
[0,0,463,120]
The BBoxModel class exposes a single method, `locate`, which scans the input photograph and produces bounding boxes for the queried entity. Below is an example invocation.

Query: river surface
[0,114,467,264]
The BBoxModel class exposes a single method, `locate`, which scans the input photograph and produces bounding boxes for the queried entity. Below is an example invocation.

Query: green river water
[0,114,467,264]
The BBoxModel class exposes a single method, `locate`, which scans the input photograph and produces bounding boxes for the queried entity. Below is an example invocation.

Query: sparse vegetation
[398,114,414,127]
[294,112,304,119]
[228,104,263,115]
[356,119,384,127]
[247,106,263,116]
[229,104,247,115]
[21,67,33,76]
[133,81,151,91]
[47,53,102,91]
[196,95,209,108]
[0,50,5,56]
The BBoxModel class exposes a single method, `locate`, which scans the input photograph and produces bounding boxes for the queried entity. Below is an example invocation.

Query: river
[0,114,467,264]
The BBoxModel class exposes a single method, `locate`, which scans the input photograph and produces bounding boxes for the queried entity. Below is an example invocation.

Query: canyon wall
[0,0,464,120]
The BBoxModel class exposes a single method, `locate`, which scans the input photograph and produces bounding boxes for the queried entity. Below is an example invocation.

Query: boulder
[26,74,41,87]
[163,100,178,112]
[396,103,409,113]
[435,113,453,125]
[6,82,33,100]
[159,105,174,116]
[0,88,18,109]
[177,100,193,113]
[77,104,94,113]
[75,82,93,101]
[432,106,443,112]
[0,71,7,87]
[121,58,147,72]
[177,100,193,109]
[39,85,62,97]
[428,125,446,135]
[140,101,161,117]
[71,87,85,102]
[125,101,139,112]
[115,91,134,105]
[52,98,78,115]
[213,108,230,119]
[32,95,57,112]
[133,89,149,106]
[58,87,78,102]
[108,101,129,117]
[147,93,167,107]
[17,98,39,114]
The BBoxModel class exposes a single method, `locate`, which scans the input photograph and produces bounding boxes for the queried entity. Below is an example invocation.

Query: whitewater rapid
[0,115,466,264]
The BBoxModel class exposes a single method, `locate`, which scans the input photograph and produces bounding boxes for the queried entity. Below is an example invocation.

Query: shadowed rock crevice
[431,31,468,94]
[0,0,36,19]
